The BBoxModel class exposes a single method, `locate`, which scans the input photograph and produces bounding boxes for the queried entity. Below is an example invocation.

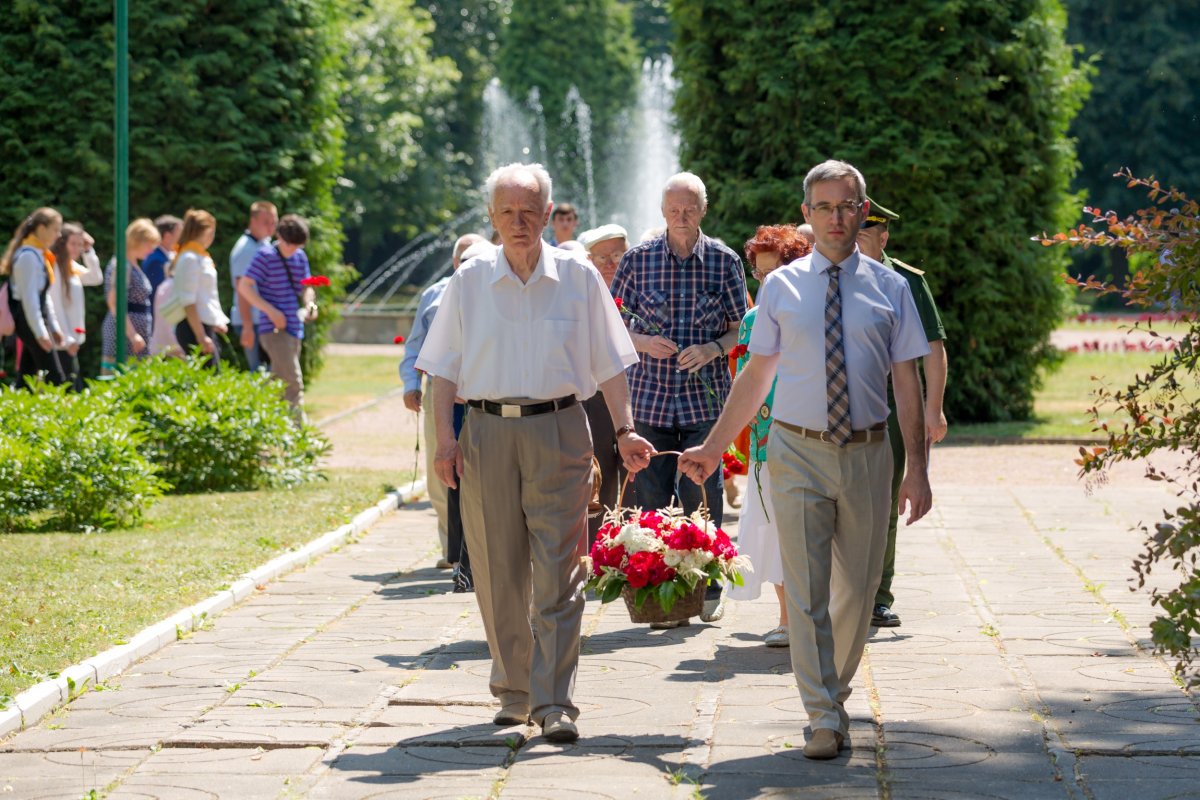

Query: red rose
[614,297,624,310]
[301,275,331,288]
[625,551,655,588]
[393,335,406,344]
[647,553,676,585]
[729,343,748,359]
[74,327,86,334]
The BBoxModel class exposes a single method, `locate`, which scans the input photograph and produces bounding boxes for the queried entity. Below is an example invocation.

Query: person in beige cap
[577,223,628,289]
[578,223,631,545]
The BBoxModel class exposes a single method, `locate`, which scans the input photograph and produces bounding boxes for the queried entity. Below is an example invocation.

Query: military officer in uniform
[856,198,948,628]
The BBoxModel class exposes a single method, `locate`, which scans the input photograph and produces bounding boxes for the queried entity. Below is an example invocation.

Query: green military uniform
[862,200,946,615]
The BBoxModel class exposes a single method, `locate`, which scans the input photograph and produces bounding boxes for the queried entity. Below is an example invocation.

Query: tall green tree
[672,0,1090,422]
[496,0,639,219]
[0,0,347,381]
[425,0,510,184]
[1064,0,1200,288]
[338,0,463,260]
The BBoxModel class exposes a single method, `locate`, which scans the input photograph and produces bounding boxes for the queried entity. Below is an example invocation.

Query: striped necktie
[824,265,852,446]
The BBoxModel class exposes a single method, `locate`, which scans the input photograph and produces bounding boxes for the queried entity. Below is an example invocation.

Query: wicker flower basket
[621,582,705,624]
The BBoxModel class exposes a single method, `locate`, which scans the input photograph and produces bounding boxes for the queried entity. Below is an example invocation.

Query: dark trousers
[58,350,82,392]
[583,391,623,550]
[175,320,221,372]
[444,403,471,583]
[874,407,906,608]
[633,420,724,529]
[11,308,65,387]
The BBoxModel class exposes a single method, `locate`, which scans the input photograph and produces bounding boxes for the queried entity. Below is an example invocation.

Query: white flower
[614,523,663,554]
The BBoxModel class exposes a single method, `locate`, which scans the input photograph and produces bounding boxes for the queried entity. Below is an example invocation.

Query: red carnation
[300,275,331,288]
[393,335,406,344]
[729,343,748,359]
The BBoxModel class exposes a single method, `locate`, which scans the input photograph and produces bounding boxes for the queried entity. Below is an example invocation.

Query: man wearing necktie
[679,160,932,760]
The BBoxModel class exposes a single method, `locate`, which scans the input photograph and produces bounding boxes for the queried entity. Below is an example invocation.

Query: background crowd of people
[0,202,317,422]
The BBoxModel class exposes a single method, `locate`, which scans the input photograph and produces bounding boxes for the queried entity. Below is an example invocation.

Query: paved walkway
[3,447,1197,799]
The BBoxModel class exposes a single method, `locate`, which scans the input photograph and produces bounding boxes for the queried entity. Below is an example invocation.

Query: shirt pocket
[536,319,581,383]
[634,289,669,334]
[695,290,726,332]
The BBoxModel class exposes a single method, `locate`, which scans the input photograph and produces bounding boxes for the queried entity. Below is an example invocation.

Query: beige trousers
[259,330,305,424]
[459,401,592,724]
[768,424,893,734]
[422,375,450,557]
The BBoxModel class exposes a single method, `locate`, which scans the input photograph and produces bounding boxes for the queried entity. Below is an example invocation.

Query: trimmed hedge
[94,358,329,494]
[670,0,1090,422]
[0,385,164,531]
[0,358,328,530]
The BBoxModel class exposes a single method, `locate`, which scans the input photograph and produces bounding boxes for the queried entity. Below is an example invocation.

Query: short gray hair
[452,233,486,265]
[802,160,867,206]
[485,163,553,210]
[661,172,708,210]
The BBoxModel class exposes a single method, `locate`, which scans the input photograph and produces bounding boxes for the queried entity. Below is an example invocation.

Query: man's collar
[812,245,862,275]
[665,229,706,263]
[491,243,558,284]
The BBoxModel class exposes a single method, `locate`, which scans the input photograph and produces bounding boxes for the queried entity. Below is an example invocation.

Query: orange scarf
[20,234,55,285]
[169,240,210,271]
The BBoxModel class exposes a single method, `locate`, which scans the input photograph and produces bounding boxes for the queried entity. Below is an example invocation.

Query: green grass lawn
[307,355,401,422]
[949,350,1180,441]
[0,468,410,704]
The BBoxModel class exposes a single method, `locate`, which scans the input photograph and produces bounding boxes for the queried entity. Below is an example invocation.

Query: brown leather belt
[467,395,577,418]
[773,419,887,444]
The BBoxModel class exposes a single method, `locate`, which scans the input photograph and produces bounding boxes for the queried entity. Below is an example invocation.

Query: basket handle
[613,449,709,522]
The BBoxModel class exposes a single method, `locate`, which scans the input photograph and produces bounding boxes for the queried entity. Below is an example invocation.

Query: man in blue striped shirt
[238,214,315,423]
[610,172,748,625]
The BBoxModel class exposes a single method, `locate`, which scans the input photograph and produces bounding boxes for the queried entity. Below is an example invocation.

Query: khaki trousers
[459,401,592,724]
[768,424,893,734]
[259,330,305,424]
[422,375,450,557]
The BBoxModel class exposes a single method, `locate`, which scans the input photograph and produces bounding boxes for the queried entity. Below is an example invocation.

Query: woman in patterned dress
[101,218,160,373]
[728,224,812,647]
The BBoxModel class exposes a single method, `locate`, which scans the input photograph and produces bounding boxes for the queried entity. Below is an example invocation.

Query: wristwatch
[615,424,635,439]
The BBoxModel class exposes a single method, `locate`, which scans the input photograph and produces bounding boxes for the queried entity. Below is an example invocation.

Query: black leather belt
[467,395,577,418]
[774,419,887,444]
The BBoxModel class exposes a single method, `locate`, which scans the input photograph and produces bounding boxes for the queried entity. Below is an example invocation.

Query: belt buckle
[500,403,522,419]
[819,430,833,444]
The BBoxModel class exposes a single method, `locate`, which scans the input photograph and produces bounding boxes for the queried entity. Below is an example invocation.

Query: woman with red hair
[730,224,812,647]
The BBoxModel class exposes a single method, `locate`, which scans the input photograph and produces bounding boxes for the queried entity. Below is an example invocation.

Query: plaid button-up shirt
[610,232,748,427]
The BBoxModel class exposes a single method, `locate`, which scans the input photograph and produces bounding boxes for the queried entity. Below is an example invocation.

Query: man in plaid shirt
[610,172,748,625]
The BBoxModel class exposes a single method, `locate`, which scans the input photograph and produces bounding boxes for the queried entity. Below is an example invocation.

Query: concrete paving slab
[5,439,1196,799]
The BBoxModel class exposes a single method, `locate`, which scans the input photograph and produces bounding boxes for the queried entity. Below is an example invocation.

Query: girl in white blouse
[0,207,66,386]
[49,222,103,389]
[169,208,229,370]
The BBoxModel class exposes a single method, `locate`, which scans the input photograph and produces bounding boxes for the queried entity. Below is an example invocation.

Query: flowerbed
[585,505,749,614]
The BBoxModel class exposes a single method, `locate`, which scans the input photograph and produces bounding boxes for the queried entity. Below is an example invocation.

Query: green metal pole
[114,0,129,367]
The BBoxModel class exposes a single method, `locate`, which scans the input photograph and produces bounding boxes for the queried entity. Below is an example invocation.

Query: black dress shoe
[872,604,901,627]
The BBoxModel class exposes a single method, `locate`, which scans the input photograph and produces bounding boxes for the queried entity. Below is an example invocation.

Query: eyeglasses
[809,201,864,219]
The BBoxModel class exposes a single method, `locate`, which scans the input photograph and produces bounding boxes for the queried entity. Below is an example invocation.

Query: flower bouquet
[585,503,751,623]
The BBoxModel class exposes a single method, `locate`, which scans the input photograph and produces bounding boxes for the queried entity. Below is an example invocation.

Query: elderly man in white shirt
[417,163,654,744]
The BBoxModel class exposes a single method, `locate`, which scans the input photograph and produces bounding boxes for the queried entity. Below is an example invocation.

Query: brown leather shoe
[803,728,844,759]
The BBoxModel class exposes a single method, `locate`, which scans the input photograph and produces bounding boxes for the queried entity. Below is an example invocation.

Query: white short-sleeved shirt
[415,244,638,401]
[749,248,930,430]
[173,251,230,328]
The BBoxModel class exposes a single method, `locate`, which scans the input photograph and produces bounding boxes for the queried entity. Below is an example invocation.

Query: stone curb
[0,480,427,739]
